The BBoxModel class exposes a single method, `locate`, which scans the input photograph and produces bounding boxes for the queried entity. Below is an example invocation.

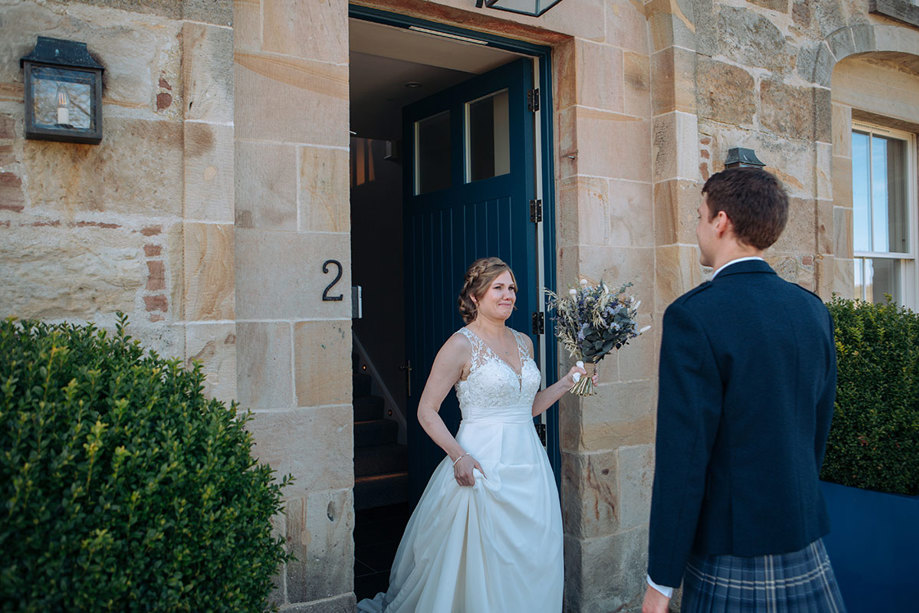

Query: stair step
[353,395,384,422]
[355,419,398,448]
[354,472,409,510]
[354,443,408,478]
[353,372,372,397]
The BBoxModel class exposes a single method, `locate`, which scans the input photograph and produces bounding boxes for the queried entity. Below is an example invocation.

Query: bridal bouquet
[546,279,649,396]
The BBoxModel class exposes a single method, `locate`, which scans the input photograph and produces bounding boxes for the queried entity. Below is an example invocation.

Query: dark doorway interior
[348,16,523,600]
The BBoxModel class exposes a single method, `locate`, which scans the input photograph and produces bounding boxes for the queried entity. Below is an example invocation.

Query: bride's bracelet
[452,453,469,467]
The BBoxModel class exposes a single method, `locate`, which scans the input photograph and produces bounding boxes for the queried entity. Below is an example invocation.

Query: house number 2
[321,259,344,301]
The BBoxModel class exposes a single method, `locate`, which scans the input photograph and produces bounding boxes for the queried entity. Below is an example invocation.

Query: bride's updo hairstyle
[458,257,517,324]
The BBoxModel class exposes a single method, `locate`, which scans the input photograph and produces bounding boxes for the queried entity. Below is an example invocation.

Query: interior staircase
[353,354,409,511]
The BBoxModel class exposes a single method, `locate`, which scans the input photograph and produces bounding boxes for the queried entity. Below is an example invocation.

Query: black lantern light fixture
[475,0,565,17]
[724,147,765,169]
[21,37,104,144]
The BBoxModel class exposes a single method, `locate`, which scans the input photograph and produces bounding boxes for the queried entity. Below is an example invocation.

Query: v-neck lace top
[454,327,541,425]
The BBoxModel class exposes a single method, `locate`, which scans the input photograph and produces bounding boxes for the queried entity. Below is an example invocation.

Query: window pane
[870,258,901,303]
[856,257,902,304]
[415,111,451,195]
[466,90,510,183]
[854,258,865,301]
[852,131,871,252]
[852,130,910,255]
[882,136,909,253]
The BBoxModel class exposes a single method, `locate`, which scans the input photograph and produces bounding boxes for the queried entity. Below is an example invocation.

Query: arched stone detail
[805,23,919,87]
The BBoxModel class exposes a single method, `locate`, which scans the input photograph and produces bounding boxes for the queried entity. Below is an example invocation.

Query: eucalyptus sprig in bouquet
[546,279,649,396]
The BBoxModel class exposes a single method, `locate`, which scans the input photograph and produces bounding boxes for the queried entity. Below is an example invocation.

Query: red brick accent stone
[146,260,166,291]
[144,294,168,312]
[0,144,15,166]
[1,172,21,188]
[157,92,173,111]
[144,244,162,257]
[141,225,162,236]
[0,116,14,139]
[75,221,120,229]
[0,168,25,209]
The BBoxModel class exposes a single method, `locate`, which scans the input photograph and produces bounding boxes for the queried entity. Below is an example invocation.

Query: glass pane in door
[466,90,510,182]
[415,111,451,195]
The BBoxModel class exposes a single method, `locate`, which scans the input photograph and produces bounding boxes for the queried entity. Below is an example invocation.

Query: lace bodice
[454,327,541,425]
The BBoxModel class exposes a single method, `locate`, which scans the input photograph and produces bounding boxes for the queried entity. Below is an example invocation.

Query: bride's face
[474,270,516,322]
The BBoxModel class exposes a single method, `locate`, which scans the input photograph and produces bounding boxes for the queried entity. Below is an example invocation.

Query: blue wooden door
[403,58,539,503]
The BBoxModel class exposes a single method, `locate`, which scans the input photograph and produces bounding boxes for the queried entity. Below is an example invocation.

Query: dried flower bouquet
[546,279,649,396]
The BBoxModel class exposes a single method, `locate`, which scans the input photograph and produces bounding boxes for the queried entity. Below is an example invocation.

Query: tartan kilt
[682,539,847,613]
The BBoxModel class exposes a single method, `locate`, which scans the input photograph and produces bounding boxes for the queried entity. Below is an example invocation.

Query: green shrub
[821,297,919,496]
[0,316,291,612]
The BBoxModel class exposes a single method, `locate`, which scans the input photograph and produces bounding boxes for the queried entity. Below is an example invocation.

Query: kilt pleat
[681,539,847,613]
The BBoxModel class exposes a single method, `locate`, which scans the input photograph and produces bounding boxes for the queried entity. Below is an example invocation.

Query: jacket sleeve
[647,301,724,588]
[814,307,837,469]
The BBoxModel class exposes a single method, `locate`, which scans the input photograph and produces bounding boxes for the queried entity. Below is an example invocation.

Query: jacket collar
[712,258,775,280]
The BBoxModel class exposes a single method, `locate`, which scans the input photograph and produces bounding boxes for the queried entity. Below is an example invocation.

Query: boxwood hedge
[0,316,291,612]
[822,297,919,496]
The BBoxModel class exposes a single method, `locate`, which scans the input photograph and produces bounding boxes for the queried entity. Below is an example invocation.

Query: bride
[357,257,595,613]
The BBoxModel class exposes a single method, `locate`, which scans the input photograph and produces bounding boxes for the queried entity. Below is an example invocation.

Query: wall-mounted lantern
[724,147,765,169]
[21,37,104,144]
[475,0,565,17]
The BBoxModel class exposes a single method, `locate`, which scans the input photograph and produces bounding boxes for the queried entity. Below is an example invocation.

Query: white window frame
[851,121,918,310]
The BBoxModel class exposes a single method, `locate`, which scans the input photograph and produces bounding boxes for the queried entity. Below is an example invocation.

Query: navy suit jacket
[647,260,837,588]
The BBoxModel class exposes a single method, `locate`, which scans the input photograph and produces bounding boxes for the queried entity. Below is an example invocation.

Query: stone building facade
[1,0,917,611]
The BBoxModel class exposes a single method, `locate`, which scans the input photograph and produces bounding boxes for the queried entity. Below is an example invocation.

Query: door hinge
[535,422,547,447]
[532,311,545,335]
[529,199,542,223]
[527,88,540,112]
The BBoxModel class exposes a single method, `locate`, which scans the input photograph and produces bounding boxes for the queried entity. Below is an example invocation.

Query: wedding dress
[356,327,563,613]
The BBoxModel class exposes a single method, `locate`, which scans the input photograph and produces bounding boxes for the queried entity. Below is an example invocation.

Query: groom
[642,167,846,612]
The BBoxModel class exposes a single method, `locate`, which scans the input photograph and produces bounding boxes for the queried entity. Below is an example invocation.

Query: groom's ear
[713,210,732,236]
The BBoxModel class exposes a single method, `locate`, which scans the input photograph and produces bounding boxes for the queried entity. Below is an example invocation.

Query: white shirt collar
[711,256,765,280]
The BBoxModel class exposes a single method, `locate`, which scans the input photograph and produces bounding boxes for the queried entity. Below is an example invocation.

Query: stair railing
[352,333,408,444]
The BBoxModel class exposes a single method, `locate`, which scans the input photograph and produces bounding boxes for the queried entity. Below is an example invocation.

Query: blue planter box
[819,480,919,612]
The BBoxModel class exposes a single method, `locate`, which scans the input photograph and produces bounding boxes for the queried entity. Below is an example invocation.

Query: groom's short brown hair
[702,167,789,250]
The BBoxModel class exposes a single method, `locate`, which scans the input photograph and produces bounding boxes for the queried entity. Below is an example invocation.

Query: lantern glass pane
[486,0,563,16]
[31,65,95,131]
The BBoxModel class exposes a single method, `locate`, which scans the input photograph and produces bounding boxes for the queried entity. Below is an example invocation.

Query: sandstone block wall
[0,0,236,403]
[233,0,354,609]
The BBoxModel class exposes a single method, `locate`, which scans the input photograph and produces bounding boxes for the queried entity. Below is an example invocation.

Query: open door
[403,58,541,502]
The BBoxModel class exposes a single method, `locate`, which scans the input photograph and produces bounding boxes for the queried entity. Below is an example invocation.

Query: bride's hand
[563,364,598,389]
[453,454,486,487]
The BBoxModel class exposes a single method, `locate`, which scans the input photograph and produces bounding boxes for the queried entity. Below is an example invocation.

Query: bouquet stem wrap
[570,362,597,396]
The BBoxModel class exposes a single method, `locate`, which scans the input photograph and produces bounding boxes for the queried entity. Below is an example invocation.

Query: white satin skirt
[356,418,563,613]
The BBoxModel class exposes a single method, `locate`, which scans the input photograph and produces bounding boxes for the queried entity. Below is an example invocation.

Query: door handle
[400,360,413,397]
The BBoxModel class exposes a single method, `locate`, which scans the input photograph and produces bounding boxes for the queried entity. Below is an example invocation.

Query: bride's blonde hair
[458,257,517,324]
